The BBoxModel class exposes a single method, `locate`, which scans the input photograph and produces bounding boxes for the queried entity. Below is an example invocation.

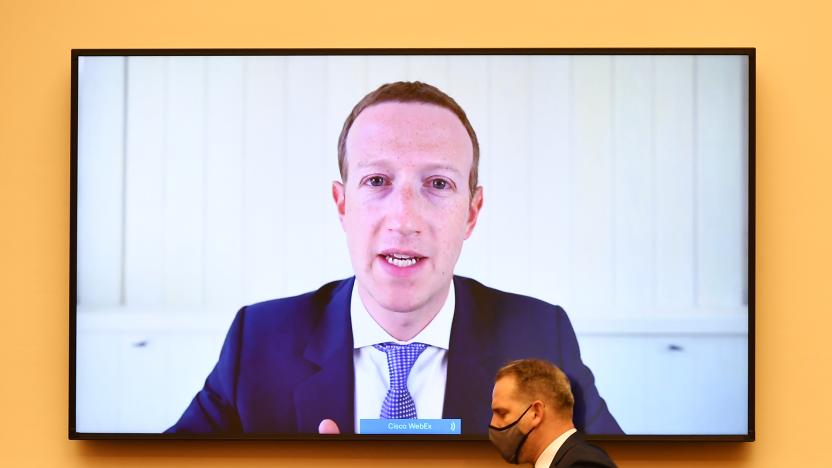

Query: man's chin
[374,293,429,314]
[358,272,452,314]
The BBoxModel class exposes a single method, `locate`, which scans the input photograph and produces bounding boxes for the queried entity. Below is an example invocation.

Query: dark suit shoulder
[454,275,567,320]
[553,433,616,468]
[242,278,352,323]
[451,275,576,366]
[168,277,355,433]
[232,277,353,349]
[453,276,623,435]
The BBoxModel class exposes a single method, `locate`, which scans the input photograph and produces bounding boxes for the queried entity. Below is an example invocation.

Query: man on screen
[168,81,622,435]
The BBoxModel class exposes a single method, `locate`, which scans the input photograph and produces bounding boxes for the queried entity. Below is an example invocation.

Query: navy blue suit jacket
[168,276,622,435]
[551,432,617,467]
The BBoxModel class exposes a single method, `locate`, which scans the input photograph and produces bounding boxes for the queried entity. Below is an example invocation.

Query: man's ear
[464,186,484,239]
[332,181,346,225]
[530,400,546,427]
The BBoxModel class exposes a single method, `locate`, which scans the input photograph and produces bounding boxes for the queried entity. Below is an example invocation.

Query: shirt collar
[534,428,578,468]
[350,278,455,350]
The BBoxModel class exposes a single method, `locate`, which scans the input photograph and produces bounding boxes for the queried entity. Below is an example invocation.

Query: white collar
[534,428,578,468]
[350,278,455,349]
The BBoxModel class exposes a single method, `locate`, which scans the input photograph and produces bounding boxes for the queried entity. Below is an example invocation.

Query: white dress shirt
[535,428,578,468]
[351,280,455,433]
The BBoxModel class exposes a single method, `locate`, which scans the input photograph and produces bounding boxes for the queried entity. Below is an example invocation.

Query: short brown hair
[337,81,480,198]
[496,359,575,417]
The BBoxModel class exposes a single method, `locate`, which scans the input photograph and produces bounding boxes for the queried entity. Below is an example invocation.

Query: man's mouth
[381,253,424,268]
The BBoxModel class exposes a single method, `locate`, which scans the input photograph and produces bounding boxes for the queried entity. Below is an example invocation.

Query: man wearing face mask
[490,359,616,467]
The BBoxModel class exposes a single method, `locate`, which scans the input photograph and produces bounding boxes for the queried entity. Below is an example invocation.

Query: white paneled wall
[76,54,750,434]
[696,56,748,308]
[655,56,696,308]
[613,55,654,309]
[77,57,125,306]
[78,54,749,325]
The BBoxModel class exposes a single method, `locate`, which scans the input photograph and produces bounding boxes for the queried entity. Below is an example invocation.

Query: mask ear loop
[511,424,536,464]
[489,404,533,431]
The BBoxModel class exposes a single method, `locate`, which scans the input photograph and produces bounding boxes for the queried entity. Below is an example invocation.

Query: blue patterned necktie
[373,342,428,419]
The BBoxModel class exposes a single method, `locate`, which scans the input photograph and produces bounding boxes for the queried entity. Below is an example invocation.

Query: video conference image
[73,52,750,438]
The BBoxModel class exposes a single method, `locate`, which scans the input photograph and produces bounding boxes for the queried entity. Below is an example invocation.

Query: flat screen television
[70,48,754,441]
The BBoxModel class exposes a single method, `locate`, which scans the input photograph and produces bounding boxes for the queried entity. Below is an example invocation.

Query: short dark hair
[496,359,575,418]
[337,81,480,198]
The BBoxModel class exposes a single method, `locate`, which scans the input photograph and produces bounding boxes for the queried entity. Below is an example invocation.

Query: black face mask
[488,405,535,464]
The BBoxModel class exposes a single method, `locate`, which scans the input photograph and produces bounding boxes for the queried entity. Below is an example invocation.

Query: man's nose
[385,184,423,235]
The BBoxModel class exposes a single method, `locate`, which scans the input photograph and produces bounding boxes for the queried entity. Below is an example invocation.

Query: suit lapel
[293,278,356,434]
[443,276,497,433]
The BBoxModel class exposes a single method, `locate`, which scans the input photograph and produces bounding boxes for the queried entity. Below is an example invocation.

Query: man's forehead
[493,375,520,401]
[352,100,463,127]
[347,102,473,157]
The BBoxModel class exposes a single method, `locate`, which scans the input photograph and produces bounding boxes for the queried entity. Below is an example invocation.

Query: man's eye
[430,178,451,190]
[366,176,386,187]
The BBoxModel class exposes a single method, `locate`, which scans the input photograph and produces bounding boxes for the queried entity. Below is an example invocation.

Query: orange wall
[1,1,830,466]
